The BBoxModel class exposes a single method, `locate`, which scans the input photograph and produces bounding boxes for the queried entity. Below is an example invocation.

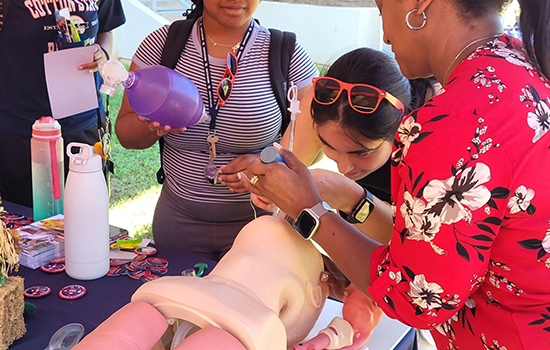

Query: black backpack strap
[156,18,195,184]
[268,28,296,136]
[160,19,195,68]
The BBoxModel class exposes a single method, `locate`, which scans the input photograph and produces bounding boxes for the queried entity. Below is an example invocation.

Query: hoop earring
[405,9,427,31]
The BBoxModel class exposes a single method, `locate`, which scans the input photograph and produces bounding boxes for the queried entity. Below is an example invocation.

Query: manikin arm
[72,301,168,350]
[72,302,247,350]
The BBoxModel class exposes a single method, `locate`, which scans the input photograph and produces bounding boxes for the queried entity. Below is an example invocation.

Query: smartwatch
[339,189,375,224]
[294,202,333,240]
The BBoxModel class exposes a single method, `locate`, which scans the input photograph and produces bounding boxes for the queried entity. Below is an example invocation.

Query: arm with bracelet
[309,169,393,244]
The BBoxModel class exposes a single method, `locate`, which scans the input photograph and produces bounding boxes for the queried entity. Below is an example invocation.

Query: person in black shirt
[0,0,125,207]
[309,49,439,243]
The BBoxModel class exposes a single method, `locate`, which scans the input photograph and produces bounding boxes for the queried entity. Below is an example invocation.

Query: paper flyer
[44,45,98,119]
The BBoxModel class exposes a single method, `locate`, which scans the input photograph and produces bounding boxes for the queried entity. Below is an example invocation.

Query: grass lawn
[106,77,161,239]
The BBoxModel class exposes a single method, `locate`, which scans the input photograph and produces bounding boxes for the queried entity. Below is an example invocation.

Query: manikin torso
[131,216,330,349]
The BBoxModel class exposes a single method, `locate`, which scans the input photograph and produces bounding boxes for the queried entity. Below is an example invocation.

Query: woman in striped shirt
[115,0,318,260]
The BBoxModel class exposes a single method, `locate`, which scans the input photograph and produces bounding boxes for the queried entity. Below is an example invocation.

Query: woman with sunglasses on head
[114,0,318,261]
[240,0,550,349]
[229,48,435,244]
[307,47,414,245]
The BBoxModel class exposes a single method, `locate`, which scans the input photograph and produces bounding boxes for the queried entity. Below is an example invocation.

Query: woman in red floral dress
[239,0,550,349]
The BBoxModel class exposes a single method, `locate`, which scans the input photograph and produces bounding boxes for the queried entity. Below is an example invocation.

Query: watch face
[355,203,373,223]
[295,211,317,239]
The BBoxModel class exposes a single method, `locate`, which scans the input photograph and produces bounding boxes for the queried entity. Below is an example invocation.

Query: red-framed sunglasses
[312,76,405,114]
[217,52,238,107]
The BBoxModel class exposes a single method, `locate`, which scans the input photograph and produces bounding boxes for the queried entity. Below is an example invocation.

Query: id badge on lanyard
[199,19,254,184]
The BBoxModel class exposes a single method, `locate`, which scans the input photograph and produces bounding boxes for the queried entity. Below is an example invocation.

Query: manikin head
[210,215,330,345]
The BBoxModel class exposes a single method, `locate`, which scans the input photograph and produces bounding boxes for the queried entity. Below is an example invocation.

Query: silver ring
[405,9,427,31]
[249,175,260,186]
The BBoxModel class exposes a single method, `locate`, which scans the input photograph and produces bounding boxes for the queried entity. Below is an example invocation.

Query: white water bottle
[64,143,109,280]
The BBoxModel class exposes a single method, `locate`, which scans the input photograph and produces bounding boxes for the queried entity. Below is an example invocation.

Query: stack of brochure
[18,215,65,269]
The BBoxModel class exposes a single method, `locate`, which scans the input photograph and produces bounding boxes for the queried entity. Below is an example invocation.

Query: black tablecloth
[4,201,417,350]
[3,201,214,350]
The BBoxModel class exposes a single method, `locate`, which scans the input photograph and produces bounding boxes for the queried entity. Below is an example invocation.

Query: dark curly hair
[453,0,512,19]
[183,0,204,20]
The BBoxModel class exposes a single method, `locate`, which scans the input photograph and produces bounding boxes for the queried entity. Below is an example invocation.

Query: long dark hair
[409,76,440,110]
[455,0,550,78]
[311,48,411,143]
[517,0,550,77]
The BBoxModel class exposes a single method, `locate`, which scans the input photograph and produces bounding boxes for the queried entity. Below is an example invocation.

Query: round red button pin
[24,285,51,298]
[59,285,87,300]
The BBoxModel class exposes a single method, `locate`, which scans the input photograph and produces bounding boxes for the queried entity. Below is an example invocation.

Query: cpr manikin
[73,216,382,350]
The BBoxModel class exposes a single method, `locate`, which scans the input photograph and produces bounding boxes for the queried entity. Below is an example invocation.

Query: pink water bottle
[31,117,64,221]
[100,60,207,129]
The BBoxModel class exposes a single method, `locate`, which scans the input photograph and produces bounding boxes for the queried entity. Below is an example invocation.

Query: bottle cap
[130,259,148,270]
[66,142,102,173]
[32,117,62,139]
[260,146,284,164]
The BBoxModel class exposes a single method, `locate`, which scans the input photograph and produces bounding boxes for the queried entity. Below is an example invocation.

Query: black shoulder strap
[268,29,296,135]
[161,18,195,69]
[157,19,195,184]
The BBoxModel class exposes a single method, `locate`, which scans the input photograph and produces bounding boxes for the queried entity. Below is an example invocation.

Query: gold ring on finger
[249,175,260,186]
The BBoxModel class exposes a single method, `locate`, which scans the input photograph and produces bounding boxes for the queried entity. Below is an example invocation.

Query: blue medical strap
[198,19,254,132]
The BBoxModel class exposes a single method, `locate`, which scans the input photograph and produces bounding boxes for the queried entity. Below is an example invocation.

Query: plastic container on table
[31,117,64,221]
[64,143,109,280]
[100,59,208,129]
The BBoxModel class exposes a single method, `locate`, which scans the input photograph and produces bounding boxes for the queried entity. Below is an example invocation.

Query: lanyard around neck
[198,18,254,131]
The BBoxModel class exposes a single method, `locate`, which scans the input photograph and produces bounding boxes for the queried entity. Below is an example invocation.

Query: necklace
[443,33,502,84]
[205,33,240,53]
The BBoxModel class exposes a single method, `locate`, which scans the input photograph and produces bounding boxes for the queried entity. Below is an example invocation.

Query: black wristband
[339,189,375,224]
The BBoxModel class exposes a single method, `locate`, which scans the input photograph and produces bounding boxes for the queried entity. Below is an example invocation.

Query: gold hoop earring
[405,9,427,31]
